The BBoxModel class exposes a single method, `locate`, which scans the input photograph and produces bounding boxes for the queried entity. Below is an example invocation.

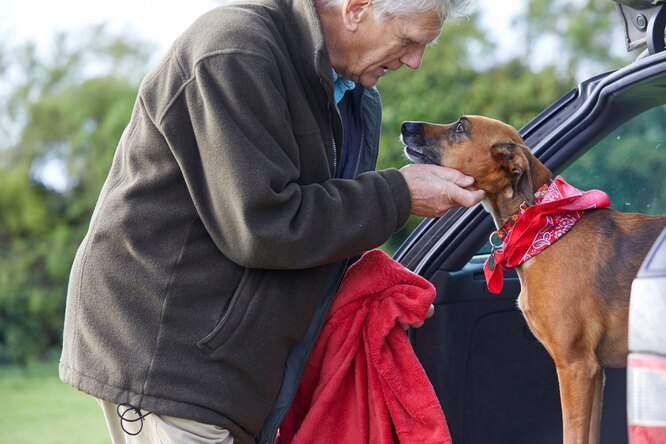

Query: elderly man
[59,0,481,443]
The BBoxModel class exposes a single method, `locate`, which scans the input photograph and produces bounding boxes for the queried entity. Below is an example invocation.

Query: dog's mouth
[402,144,439,165]
[405,145,439,165]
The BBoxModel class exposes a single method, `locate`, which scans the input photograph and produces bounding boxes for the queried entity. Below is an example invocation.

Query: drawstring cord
[116,403,152,436]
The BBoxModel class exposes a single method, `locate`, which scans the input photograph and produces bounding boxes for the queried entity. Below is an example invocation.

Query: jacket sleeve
[160,52,411,270]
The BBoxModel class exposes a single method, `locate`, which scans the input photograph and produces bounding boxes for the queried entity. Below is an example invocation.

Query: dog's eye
[455,121,465,133]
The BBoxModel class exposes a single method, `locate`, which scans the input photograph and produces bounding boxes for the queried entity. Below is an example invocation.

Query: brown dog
[401,115,666,444]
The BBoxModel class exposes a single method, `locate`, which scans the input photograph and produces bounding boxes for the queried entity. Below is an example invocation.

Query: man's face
[341,9,443,87]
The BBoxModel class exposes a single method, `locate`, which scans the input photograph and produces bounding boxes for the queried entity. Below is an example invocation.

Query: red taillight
[628,353,666,444]
[629,425,666,444]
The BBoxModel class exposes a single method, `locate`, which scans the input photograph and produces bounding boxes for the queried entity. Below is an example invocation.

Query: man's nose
[400,46,427,70]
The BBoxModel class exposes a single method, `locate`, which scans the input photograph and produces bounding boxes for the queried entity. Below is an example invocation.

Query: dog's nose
[401,121,423,136]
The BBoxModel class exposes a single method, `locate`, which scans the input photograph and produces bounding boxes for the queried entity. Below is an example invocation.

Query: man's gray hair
[319,0,475,22]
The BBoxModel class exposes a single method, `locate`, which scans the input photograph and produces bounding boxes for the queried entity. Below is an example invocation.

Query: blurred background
[0,0,633,442]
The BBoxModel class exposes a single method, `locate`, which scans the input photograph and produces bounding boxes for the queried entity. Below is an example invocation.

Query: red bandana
[483,176,610,294]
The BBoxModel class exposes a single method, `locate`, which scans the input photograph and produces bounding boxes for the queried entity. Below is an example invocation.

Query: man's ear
[342,0,371,31]
[491,142,535,204]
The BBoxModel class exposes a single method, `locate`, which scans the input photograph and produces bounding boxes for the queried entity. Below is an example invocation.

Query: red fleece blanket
[276,249,451,444]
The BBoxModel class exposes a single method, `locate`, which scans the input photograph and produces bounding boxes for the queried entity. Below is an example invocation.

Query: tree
[0,26,150,364]
[516,0,629,80]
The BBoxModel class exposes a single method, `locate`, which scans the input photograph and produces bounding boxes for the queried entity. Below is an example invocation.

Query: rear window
[561,104,666,215]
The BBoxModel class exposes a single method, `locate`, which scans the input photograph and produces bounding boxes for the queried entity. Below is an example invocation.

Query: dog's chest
[514,255,562,327]
[515,260,533,313]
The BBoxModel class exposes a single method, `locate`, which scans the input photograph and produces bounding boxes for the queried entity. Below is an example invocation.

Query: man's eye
[455,122,465,133]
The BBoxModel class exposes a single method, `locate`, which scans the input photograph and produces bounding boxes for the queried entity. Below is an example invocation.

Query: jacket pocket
[197,268,263,354]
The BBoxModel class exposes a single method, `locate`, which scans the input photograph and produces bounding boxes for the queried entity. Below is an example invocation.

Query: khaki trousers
[97,398,235,444]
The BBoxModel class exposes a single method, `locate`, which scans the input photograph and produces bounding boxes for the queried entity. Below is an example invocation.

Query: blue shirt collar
[332,70,356,103]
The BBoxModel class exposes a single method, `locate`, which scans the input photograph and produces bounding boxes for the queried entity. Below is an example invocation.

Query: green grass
[0,361,109,444]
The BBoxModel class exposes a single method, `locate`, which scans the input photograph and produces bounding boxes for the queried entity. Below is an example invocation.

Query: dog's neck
[485,161,553,229]
[483,194,528,229]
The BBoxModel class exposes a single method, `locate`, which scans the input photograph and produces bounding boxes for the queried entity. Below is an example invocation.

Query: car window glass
[477,104,666,254]
[560,105,666,215]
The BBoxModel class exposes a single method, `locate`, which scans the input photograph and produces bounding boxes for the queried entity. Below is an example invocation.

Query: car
[628,228,666,443]
[395,1,666,443]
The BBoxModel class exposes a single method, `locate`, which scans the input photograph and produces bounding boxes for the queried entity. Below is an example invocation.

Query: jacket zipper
[332,89,366,178]
[353,91,366,178]
[329,124,338,175]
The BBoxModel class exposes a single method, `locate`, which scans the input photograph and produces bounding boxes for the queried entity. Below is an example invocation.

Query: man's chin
[359,76,380,88]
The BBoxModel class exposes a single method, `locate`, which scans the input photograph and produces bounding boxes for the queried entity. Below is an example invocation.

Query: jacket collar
[285,0,335,91]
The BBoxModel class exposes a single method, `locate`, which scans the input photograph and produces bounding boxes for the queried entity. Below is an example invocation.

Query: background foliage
[0,1,633,364]
[0,27,150,364]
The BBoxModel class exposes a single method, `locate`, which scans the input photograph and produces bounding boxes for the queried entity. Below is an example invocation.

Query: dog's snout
[401,121,441,165]
[401,122,427,147]
[401,121,423,137]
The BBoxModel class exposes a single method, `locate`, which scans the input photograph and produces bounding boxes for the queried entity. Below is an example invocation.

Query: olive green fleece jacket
[59,0,411,442]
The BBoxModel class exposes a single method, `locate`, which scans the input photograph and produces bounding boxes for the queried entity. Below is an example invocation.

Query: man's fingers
[402,304,435,331]
[400,163,486,218]
[447,184,486,208]
[467,189,486,205]
[402,163,475,187]
[437,166,475,188]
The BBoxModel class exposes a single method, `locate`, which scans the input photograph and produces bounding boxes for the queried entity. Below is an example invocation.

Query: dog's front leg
[586,370,604,444]
[555,359,602,444]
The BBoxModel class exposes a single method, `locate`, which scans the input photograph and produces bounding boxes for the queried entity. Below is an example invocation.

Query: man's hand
[402,304,435,331]
[400,164,486,218]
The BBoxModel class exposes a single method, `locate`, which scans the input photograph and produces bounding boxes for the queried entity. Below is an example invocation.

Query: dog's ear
[491,142,535,204]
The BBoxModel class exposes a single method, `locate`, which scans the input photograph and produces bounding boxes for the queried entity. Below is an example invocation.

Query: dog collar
[483,176,610,294]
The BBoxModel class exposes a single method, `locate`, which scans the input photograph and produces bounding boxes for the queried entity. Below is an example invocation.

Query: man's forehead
[396,11,443,43]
